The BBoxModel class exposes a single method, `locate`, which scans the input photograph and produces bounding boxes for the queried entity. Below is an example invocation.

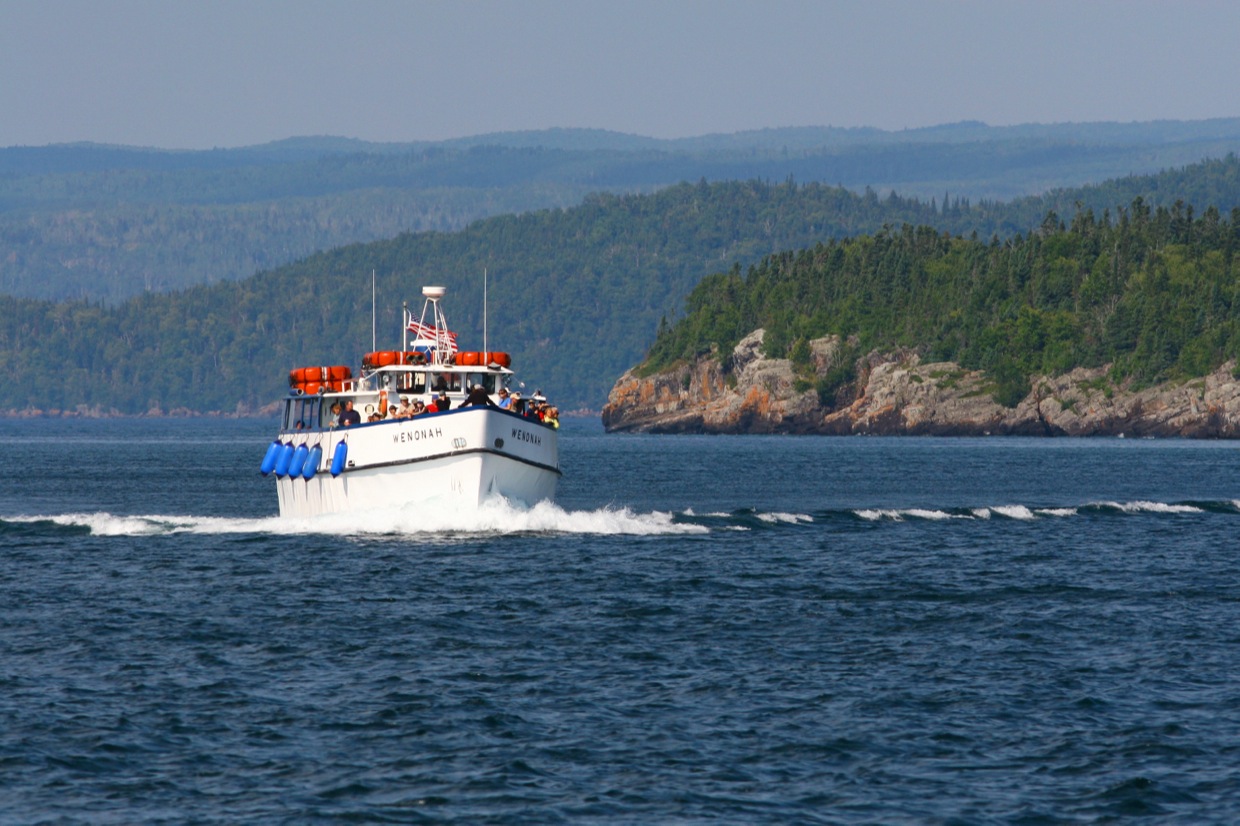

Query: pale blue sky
[2,0,1238,149]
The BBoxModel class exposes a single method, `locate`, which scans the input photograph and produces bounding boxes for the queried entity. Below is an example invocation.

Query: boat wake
[2,498,1234,538]
[680,499,1240,529]
[1,498,708,538]
[849,499,1234,522]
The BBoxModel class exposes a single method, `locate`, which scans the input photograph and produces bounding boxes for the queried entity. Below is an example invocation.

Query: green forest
[643,199,1240,406]
[2,153,1240,415]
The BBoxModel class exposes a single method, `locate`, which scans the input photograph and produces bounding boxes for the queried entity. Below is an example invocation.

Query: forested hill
[4,119,1240,302]
[641,200,1240,407]
[3,154,1240,415]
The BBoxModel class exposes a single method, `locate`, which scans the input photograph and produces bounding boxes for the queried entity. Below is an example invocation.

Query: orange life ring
[363,351,401,369]
[484,352,512,368]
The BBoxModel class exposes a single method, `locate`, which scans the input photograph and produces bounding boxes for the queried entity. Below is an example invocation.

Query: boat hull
[273,407,559,518]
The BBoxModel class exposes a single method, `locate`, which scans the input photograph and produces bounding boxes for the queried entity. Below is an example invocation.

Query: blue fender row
[260,439,346,480]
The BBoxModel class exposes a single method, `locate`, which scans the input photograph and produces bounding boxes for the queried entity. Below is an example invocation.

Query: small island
[605,201,1240,437]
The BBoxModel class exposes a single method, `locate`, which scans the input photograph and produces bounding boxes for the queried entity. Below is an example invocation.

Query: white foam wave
[855,509,903,521]
[854,508,964,521]
[990,505,1037,521]
[1035,507,1079,518]
[9,512,188,536]
[905,508,964,520]
[9,499,708,538]
[756,512,813,524]
[1100,500,1203,514]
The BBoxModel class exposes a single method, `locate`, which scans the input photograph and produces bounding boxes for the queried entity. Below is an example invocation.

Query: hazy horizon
[3,0,1239,151]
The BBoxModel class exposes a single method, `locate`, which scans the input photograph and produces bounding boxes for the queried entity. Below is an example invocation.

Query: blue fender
[301,445,323,480]
[288,444,310,478]
[259,439,281,476]
[274,442,295,478]
[330,440,348,477]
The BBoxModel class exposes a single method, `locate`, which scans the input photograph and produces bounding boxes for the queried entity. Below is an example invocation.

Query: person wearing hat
[462,384,496,408]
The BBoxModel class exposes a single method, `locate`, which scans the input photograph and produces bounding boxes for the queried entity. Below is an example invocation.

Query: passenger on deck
[329,401,342,426]
[410,400,426,417]
[544,406,560,429]
[436,391,452,411]
[497,388,512,409]
[338,400,361,427]
[461,384,496,408]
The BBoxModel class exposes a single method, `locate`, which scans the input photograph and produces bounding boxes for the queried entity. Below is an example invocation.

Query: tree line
[643,197,1240,406]
[2,155,1240,414]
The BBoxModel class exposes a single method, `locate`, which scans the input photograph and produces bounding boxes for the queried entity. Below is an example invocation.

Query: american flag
[407,319,459,354]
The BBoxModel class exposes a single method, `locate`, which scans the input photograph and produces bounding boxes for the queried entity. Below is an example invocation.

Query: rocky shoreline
[601,330,1240,437]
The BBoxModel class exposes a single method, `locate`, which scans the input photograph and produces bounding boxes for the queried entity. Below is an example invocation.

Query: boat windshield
[283,396,324,430]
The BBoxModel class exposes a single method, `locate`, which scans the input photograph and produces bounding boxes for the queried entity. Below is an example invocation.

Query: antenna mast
[415,286,451,366]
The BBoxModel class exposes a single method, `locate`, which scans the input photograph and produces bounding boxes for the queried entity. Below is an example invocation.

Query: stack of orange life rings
[288,365,352,395]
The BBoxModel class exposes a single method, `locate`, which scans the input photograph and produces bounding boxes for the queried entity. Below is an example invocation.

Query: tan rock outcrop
[601,330,1240,437]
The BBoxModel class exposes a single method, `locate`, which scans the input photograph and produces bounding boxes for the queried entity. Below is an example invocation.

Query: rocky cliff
[601,330,1240,437]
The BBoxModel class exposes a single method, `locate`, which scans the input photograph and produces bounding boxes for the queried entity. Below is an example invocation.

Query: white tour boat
[260,285,561,517]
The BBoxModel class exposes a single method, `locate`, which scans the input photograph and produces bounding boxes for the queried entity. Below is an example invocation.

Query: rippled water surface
[2,418,1240,823]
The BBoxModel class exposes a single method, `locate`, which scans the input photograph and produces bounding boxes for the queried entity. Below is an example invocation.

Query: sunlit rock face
[603,329,1240,437]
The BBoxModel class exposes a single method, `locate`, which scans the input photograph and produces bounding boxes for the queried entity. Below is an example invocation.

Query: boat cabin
[282,358,515,433]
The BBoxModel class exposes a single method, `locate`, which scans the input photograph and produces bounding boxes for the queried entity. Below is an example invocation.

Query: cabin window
[288,397,319,430]
[467,372,498,393]
[284,398,317,430]
[397,372,427,394]
[430,372,461,393]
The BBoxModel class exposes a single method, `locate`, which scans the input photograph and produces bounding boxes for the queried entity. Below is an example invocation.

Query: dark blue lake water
[2,417,1240,823]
